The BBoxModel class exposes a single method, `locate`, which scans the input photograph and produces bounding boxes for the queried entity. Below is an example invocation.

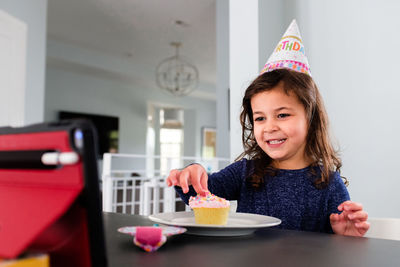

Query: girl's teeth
[269,139,284,144]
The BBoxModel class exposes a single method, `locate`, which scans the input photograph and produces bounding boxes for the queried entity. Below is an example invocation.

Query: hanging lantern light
[156,42,199,97]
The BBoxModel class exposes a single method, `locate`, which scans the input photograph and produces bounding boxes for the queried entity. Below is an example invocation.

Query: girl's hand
[330,200,370,236]
[166,164,208,195]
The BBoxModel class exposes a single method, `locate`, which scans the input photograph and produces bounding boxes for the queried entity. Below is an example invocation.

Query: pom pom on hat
[260,19,311,76]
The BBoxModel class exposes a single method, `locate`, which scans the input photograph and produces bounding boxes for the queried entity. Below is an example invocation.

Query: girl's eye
[254,117,265,122]
[277,113,290,118]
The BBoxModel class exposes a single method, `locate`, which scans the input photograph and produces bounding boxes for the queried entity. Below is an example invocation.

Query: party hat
[260,19,311,76]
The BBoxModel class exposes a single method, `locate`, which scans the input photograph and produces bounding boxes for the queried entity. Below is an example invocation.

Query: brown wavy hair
[237,69,341,189]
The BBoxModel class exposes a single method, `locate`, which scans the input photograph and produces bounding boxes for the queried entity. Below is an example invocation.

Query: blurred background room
[1,0,400,221]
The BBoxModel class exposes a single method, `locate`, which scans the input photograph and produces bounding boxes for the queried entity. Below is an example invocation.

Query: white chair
[364,218,400,241]
[141,177,177,216]
[101,153,230,215]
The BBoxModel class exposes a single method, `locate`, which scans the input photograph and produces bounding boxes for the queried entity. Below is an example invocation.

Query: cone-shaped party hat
[260,19,311,76]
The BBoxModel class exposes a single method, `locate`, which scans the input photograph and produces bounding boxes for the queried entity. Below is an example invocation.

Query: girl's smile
[266,138,287,147]
[251,83,310,169]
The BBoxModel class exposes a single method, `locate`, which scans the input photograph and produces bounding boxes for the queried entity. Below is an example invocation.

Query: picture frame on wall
[201,127,216,159]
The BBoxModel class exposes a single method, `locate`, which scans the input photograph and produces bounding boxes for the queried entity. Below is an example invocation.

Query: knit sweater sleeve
[325,172,351,232]
[175,159,248,205]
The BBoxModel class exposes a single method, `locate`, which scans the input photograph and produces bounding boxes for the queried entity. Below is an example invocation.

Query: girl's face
[251,84,310,169]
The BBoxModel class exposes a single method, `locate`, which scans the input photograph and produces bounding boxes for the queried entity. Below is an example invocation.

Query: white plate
[118,226,186,237]
[148,211,281,236]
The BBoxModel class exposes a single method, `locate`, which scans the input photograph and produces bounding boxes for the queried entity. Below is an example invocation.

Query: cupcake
[189,191,230,225]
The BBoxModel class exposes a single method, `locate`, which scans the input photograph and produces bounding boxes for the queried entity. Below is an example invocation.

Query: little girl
[166,20,369,236]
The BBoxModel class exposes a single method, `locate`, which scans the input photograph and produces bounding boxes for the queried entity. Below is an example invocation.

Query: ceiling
[47,0,217,96]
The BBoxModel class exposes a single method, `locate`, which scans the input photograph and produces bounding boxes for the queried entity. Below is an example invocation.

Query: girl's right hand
[166,164,208,195]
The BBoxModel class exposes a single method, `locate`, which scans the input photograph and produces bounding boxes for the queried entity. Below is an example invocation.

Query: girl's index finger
[190,167,205,195]
[199,171,208,195]
[191,179,204,195]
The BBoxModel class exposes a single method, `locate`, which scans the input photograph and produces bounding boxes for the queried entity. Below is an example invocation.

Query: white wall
[45,41,216,157]
[0,10,26,127]
[259,0,286,71]
[258,0,400,218]
[215,0,230,158]
[229,0,288,160]
[292,0,400,218]
[0,0,47,125]
[229,0,260,161]
[258,2,395,217]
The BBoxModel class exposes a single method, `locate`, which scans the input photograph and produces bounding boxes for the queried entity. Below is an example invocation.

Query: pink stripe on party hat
[260,19,311,76]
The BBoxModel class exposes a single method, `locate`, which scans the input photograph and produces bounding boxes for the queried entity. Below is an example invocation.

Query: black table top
[103,212,400,267]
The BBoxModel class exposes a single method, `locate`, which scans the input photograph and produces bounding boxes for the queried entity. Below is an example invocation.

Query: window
[159,109,184,175]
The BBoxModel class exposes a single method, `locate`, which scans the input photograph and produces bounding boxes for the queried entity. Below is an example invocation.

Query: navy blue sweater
[175,158,350,233]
